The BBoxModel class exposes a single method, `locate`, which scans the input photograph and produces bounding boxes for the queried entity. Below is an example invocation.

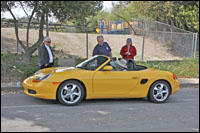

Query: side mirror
[103,66,113,71]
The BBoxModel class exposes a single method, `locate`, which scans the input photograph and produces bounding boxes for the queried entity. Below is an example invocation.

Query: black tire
[148,81,171,103]
[57,80,85,106]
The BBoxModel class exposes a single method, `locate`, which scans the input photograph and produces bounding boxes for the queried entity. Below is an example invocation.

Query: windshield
[76,55,108,70]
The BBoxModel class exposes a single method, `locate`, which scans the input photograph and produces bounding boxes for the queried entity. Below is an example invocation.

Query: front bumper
[23,78,59,100]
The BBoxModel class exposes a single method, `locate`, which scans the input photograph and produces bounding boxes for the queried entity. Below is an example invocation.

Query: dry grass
[1,28,182,60]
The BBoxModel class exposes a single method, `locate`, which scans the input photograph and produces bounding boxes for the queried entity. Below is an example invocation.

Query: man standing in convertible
[120,38,137,60]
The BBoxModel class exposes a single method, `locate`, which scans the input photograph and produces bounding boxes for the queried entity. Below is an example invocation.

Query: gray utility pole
[46,11,49,37]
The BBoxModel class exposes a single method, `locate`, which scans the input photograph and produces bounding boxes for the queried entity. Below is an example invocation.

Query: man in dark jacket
[92,35,112,57]
[38,36,56,69]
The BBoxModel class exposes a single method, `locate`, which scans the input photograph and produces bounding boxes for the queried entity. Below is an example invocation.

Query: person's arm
[39,46,48,66]
[120,46,127,56]
[92,45,98,56]
[110,52,112,57]
[130,46,137,56]
[105,42,112,57]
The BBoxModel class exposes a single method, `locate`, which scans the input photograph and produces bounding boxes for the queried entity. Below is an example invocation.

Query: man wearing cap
[93,35,112,57]
[38,36,56,69]
[120,38,137,60]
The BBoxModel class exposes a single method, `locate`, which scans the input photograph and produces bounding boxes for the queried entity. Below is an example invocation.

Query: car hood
[34,67,83,75]
[54,67,80,72]
[39,67,82,73]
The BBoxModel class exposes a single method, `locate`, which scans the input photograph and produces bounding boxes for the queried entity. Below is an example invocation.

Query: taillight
[173,73,177,80]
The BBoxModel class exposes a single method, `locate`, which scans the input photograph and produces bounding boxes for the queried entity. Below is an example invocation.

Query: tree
[1,1,103,61]
[48,1,103,26]
[105,1,199,33]
[1,1,45,61]
[111,1,138,35]
[129,1,199,32]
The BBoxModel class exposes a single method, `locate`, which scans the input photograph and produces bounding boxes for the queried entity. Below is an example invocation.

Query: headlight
[34,70,41,75]
[37,72,53,81]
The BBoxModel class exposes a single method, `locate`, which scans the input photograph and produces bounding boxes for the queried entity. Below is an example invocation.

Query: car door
[93,70,140,95]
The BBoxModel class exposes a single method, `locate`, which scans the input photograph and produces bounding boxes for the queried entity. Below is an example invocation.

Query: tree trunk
[113,12,137,35]
[30,15,45,54]
[24,49,32,62]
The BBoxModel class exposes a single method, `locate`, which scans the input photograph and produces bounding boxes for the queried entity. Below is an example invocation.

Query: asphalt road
[1,87,199,132]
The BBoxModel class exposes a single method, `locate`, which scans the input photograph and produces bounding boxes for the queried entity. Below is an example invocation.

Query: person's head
[43,36,51,46]
[126,38,132,46]
[97,35,104,45]
[117,58,127,69]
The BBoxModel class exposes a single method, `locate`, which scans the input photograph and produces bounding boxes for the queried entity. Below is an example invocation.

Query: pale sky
[1,1,118,21]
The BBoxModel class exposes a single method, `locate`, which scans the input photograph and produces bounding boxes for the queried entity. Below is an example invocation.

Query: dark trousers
[40,63,54,69]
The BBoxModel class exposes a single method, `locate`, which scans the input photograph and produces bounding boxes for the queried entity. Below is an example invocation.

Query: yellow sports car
[23,55,179,106]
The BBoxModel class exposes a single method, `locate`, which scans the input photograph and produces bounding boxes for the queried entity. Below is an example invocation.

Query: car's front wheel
[57,80,85,106]
[148,81,171,103]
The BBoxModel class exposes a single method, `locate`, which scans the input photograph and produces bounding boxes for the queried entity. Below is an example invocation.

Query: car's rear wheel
[149,81,170,103]
[57,80,84,106]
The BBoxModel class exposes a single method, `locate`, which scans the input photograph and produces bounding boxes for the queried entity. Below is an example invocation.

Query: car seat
[127,59,137,71]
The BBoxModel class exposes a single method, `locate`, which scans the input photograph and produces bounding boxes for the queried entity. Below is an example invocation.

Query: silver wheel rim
[153,83,169,102]
[61,83,81,104]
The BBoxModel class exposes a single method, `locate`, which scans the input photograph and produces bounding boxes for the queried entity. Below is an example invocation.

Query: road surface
[1,87,199,132]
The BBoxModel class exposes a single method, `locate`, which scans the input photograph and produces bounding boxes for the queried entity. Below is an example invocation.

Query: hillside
[1,28,182,60]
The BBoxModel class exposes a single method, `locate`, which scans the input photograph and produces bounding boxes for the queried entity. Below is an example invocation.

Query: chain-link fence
[1,20,199,61]
[144,19,198,60]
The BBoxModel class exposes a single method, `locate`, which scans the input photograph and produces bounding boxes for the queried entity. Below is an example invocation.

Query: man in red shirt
[120,38,137,60]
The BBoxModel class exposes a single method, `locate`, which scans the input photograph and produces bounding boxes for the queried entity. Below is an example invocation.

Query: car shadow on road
[29,97,149,106]
[27,95,180,106]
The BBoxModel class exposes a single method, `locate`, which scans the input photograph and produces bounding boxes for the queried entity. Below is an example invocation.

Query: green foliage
[128,1,199,32]
[1,53,59,81]
[48,1,103,25]
[137,52,199,78]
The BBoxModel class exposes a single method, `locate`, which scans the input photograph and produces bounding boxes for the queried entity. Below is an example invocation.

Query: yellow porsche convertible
[23,55,179,106]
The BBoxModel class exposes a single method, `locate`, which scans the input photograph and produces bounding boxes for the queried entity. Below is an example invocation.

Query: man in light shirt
[38,36,56,69]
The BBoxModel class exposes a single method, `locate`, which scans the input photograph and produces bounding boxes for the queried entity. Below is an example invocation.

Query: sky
[1,1,118,21]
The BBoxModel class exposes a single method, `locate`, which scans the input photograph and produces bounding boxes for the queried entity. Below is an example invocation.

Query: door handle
[132,77,138,79]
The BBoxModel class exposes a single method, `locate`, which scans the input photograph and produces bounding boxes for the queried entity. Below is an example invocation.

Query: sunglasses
[47,41,51,43]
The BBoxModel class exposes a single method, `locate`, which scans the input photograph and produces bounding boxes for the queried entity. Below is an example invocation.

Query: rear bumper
[171,79,180,95]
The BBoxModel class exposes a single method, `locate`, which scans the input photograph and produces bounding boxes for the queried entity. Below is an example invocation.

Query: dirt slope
[1,28,182,60]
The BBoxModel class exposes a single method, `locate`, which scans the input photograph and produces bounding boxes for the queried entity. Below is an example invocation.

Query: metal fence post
[46,11,49,37]
[193,32,198,58]
[16,21,19,54]
[86,25,88,59]
[191,33,195,57]
[142,19,145,61]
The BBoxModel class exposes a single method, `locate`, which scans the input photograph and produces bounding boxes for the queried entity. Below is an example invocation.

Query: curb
[180,83,199,88]
[1,87,24,91]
